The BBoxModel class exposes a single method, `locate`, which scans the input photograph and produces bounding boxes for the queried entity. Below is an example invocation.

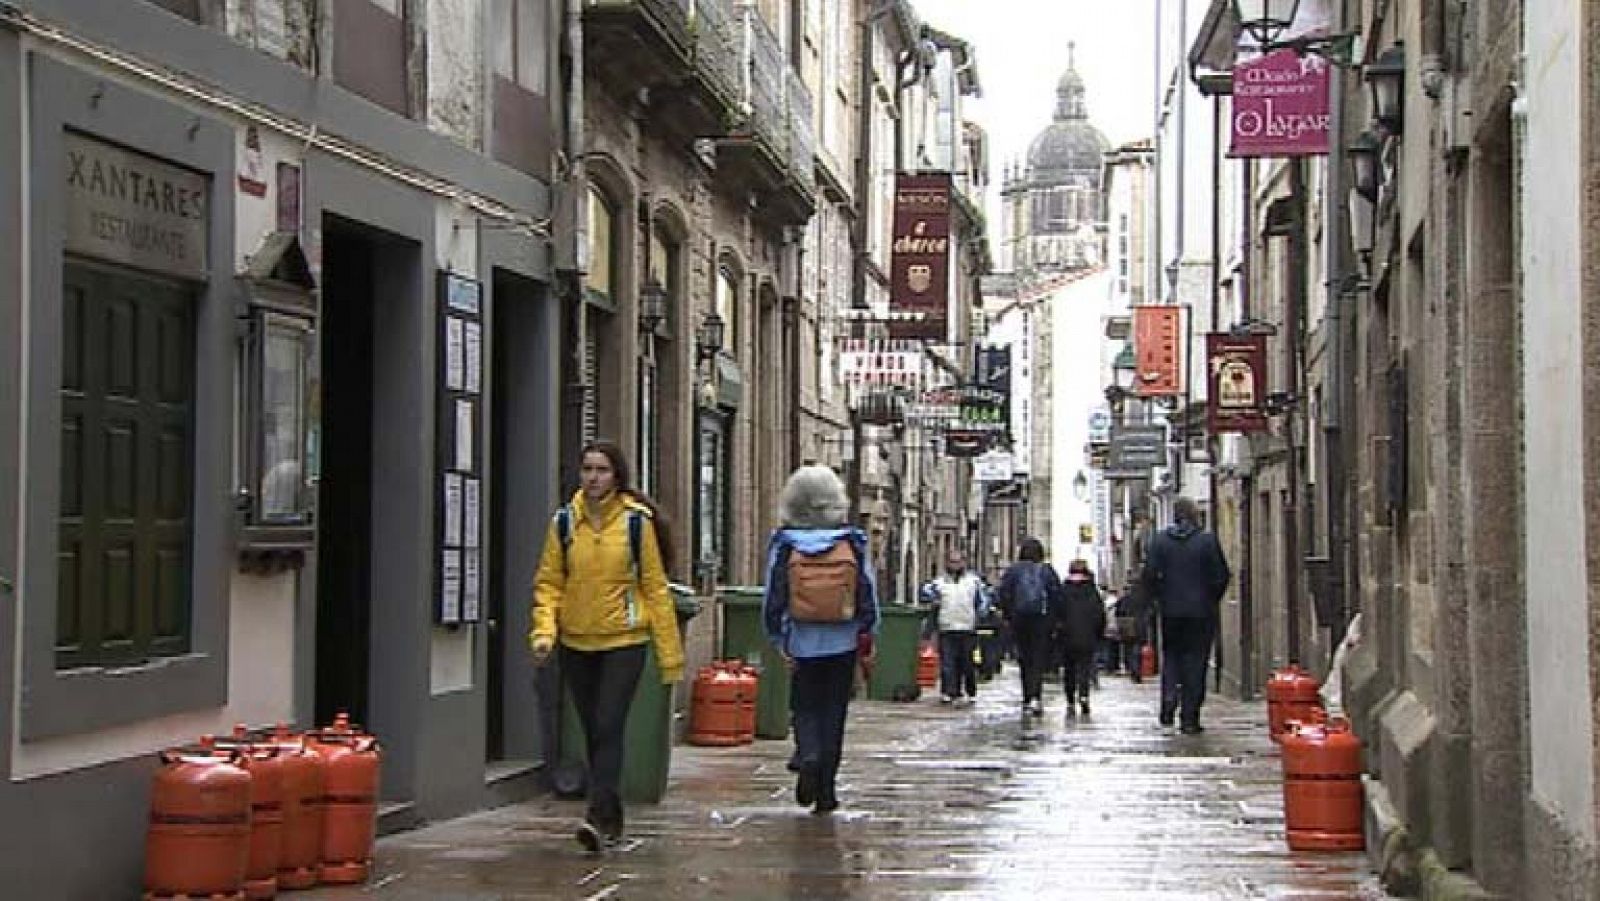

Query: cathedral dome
[1026,45,1108,176]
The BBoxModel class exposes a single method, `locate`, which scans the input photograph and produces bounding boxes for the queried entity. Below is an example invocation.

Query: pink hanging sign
[1230,49,1332,158]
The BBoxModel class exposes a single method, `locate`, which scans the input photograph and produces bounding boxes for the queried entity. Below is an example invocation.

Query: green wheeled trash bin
[868,604,925,701]
[554,586,701,804]
[718,586,790,740]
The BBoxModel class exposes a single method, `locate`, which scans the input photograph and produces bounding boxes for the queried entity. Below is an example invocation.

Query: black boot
[813,770,839,814]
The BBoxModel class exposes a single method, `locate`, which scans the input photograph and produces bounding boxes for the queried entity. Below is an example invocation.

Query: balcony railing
[785,68,816,194]
[736,5,788,163]
[690,0,741,106]
[586,0,695,56]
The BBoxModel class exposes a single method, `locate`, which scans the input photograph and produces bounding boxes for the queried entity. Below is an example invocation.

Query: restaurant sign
[65,131,210,280]
[1206,333,1269,432]
[888,173,951,341]
[1230,48,1332,158]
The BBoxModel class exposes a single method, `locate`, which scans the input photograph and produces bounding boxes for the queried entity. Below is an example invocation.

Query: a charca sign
[1229,49,1331,158]
[65,131,210,280]
[888,172,951,341]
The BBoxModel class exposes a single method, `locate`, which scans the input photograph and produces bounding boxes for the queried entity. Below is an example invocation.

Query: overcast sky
[912,0,1160,217]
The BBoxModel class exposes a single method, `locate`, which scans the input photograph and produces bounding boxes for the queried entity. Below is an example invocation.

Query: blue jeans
[938,631,978,698]
[790,651,858,790]
[1160,617,1215,727]
[561,643,646,834]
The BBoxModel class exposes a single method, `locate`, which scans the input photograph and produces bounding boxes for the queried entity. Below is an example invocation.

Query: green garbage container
[868,603,925,701]
[718,586,790,740]
[555,586,701,805]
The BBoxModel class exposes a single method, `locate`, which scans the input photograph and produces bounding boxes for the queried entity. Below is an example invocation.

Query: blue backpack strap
[627,509,643,582]
[555,505,573,575]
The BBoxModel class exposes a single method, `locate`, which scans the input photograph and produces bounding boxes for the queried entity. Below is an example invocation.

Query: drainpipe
[1209,93,1223,690]
[1322,56,1351,652]
[1284,159,1307,665]
[1239,156,1255,694]
[563,0,589,468]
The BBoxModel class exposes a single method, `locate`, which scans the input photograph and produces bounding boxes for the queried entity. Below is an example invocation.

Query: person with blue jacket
[763,465,880,814]
[1141,497,1231,734]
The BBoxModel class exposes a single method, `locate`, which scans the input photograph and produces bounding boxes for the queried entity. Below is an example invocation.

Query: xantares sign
[64,132,210,280]
[1229,49,1331,158]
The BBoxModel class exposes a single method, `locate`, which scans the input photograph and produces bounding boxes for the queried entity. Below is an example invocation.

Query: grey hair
[779,465,852,528]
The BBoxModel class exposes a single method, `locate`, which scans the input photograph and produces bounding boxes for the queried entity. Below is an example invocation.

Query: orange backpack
[787,539,859,623]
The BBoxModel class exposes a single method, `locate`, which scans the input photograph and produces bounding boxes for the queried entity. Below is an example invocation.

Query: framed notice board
[435,271,485,624]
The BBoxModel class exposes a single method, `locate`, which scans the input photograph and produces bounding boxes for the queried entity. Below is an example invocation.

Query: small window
[586,186,614,305]
[716,264,739,353]
[491,0,548,93]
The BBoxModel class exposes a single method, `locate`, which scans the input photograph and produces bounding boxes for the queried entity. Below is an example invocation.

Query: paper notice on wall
[462,550,481,622]
[455,399,474,472]
[446,317,465,391]
[464,321,482,395]
[463,477,480,549]
[440,549,462,623]
[443,472,463,547]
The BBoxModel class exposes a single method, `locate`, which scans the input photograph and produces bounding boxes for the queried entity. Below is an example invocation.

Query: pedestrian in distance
[1115,575,1152,683]
[1141,497,1231,735]
[763,465,880,815]
[997,537,1061,718]
[923,548,990,706]
[1053,559,1106,718]
[529,441,685,856]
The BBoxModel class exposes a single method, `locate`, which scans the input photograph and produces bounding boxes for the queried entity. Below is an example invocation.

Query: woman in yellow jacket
[530,442,684,855]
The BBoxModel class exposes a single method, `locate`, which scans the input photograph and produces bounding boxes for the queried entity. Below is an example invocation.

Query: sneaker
[575,821,604,856]
[940,694,956,705]
[1181,723,1205,735]
[1028,700,1044,717]
[1080,699,1091,716]
[796,766,819,807]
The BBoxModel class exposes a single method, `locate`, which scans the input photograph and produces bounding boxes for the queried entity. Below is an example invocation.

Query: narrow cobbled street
[305,671,1387,900]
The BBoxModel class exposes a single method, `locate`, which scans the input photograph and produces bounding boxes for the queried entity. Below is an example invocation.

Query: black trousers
[1160,617,1216,727]
[938,630,978,698]
[1012,614,1053,705]
[1061,650,1096,703]
[562,643,646,834]
[790,651,858,790]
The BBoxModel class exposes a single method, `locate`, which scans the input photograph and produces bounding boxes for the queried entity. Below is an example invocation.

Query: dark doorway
[488,269,551,764]
[314,220,381,729]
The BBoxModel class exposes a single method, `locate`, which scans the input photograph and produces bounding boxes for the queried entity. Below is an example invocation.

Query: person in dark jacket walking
[1141,498,1231,734]
[763,466,880,814]
[1115,576,1152,683]
[1053,559,1106,717]
[997,538,1060,717]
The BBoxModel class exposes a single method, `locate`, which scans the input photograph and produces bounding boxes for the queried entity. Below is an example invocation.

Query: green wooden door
[57,261,195,669]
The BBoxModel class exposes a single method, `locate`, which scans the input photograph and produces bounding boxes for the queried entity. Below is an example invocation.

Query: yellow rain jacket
[530,490,684,683]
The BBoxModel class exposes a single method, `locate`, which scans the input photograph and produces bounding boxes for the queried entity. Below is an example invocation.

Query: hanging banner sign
[1230,48,1332,158]
[1133,305,1184,396]
[840,339,926,391]
[1206,333,1269,432]
[888,172,951,341]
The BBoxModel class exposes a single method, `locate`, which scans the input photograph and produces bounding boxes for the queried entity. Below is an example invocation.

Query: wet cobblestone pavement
[306,668,1390,900]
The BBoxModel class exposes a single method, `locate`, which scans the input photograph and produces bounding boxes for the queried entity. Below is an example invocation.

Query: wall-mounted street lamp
[1233,0,1301,48]
[1348,130,1384,201]
[1073,470,1090,502]
[1364,43,1407,135]
[638,276,667,334]
[696,311,725,364]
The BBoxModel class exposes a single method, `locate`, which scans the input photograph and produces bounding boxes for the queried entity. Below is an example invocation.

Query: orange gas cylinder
[1266,665,1324,743]
[1140,643,1158,678]
[1281,716,1365,851]
[216,727,286,900]
[143,739,252,901]
[309,713,381,885]
[262,725,325,891]
[916,643,939,688]
[688,665,745,746]
[735,664,758,744]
